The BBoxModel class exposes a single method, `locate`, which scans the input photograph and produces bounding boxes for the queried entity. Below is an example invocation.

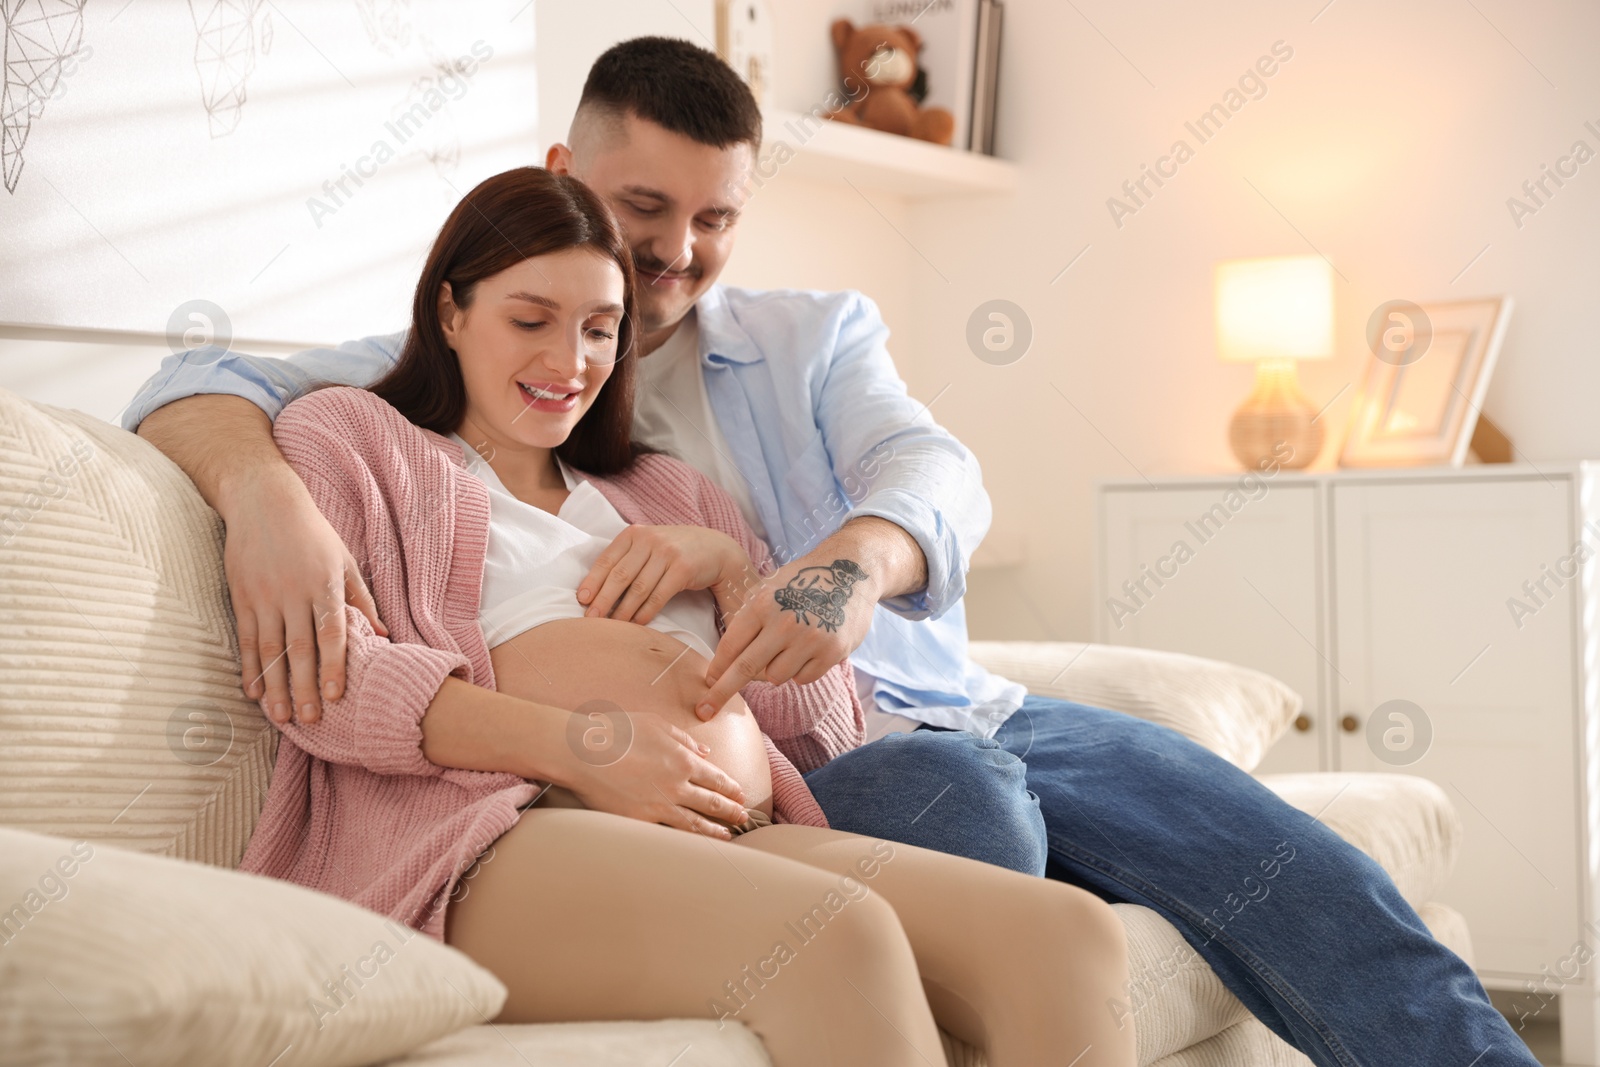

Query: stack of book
[969,0,1004,155]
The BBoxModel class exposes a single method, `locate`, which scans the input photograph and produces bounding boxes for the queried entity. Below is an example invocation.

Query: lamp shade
[1214,255,1334,363]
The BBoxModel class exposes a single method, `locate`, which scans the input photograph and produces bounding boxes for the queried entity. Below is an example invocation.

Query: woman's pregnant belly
[488,617,773,819]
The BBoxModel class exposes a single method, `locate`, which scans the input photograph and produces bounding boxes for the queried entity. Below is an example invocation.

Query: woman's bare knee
[1000,881,1128,978]
[1048,885,1129,966]
[723,842,916,994]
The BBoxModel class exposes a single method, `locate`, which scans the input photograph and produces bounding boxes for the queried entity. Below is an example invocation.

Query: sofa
[0,385,1475,1066]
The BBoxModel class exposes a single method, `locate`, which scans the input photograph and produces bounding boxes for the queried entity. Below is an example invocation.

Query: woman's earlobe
[437,282,458,343]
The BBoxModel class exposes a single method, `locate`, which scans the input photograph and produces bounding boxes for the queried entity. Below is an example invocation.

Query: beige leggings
[445,807,1136,1067]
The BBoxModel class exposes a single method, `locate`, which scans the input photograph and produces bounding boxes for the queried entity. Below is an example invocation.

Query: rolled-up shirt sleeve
[119,331,406,433]
[816,292,992,621]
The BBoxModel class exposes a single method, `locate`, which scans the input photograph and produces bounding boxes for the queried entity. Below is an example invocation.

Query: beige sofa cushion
[383,1020,771,1066]
[0,826,505,1067]
[1114,904,1252,1063]
[969,641,1302,771]
[0,387,271,867]
[1415,901,1475,966]
[1258,772,1462,908]
[1147,1017,1313,1067]
[1117,897,1471,1067]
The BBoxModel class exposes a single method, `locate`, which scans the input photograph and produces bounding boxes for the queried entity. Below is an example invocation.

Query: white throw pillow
[0,826,506,1067]
[0,387,274,867]
[968,641,1302,771]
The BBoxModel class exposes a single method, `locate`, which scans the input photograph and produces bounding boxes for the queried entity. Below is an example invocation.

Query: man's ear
[546,142,573,175]
[437,281,461,346]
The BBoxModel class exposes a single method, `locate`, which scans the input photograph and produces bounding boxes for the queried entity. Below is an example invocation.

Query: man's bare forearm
[136,394,300,516]
[812,516,927,602]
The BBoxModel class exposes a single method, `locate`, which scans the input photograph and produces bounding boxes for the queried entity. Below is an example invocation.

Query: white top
[632,313,769,543]
[450,434,721,659]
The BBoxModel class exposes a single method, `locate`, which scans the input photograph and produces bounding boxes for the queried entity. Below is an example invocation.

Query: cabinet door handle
[1293,714,1313,733]
[1340,714,1360,733]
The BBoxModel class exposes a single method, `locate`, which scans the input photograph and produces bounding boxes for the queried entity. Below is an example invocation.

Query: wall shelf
[760,108,1017,198]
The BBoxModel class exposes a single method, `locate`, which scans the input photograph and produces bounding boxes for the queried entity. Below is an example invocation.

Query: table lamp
[1214,255,1333,470]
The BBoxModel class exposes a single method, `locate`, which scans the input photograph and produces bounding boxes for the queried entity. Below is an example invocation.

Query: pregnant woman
[240,167,1136,1067]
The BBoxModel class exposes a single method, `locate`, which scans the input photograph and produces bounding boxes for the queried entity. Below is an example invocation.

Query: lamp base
[1228,359,1322,470]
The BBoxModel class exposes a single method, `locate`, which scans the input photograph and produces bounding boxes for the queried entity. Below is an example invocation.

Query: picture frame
[1338,296,1513,468]
[716,0,775,106]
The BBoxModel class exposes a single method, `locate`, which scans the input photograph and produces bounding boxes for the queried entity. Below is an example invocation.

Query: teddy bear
[826,18,955,146]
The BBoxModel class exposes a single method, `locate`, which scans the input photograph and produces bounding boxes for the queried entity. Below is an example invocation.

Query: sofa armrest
[968,641,1302,772]
[1257,772,1462,907]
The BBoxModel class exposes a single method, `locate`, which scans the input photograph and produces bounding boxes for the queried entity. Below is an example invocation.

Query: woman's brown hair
[369,167,639,473]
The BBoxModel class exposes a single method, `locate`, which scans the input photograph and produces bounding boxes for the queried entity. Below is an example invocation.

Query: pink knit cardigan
[239,386,865,939]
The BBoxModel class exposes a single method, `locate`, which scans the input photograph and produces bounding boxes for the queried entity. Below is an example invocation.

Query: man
[125,36,1536,1067]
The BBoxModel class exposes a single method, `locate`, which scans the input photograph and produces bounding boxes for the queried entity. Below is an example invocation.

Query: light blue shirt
[121,284,1025,734]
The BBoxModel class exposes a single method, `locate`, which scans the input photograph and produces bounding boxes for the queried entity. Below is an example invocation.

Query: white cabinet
[1330,478,1580,982]
[1096,481,1326,776]
[1098,464,1600,1060]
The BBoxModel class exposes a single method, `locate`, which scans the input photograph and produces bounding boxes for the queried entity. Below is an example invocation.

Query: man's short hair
[578,36,761,150]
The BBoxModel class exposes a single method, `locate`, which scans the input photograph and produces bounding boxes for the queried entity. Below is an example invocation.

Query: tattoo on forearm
[774,559,869,632]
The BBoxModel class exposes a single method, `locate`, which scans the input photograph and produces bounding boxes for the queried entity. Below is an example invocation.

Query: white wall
[894,0,1600,640]
[0,0,917,429]
[0,328,306,427]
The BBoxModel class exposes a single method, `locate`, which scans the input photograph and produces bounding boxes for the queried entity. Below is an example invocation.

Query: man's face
[552,113,754,340]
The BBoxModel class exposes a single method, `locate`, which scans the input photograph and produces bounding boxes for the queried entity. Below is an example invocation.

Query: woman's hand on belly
[556,710,753,840]
[491,618,773,837]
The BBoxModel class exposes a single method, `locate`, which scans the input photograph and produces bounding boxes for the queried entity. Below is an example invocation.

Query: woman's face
[442,247,627,456]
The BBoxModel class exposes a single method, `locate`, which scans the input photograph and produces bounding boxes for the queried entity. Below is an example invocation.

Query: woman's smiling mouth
[517,380,581,411]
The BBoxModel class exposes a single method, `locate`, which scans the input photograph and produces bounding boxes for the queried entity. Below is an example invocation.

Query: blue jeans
[804,696,1536,1067]
[803,727,1048,875]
